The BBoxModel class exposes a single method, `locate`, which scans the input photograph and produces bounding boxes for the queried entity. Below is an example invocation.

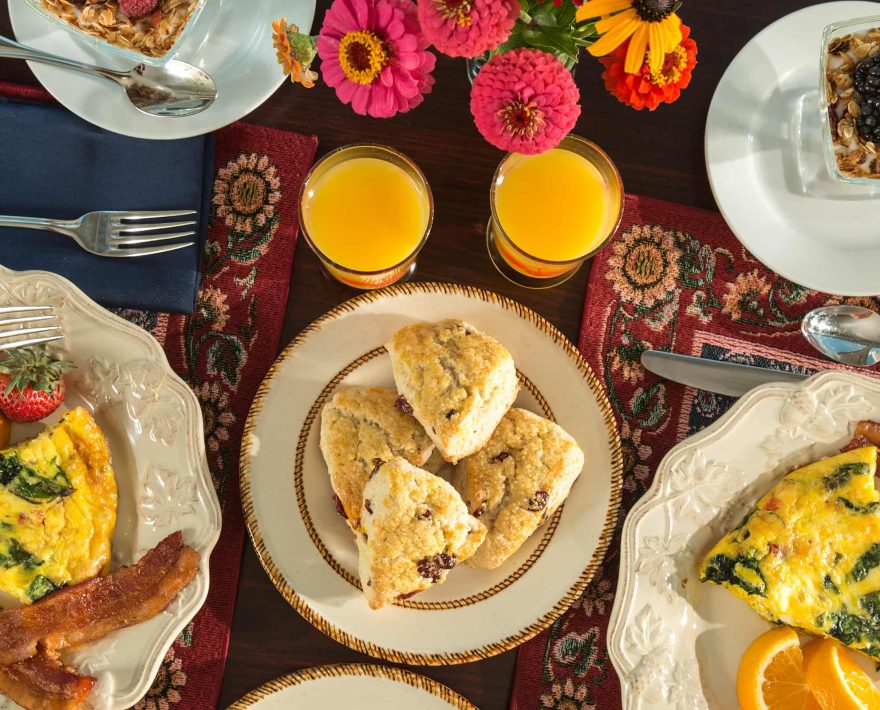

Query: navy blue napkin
[0,97,214,314]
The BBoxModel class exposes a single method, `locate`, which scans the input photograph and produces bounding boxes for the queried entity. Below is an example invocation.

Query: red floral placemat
[510,193,879,709]
[0,81,317,709]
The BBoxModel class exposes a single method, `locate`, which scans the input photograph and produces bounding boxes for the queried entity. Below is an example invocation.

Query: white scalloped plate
[241,282,622,664]
[0,267,220,710]
[608,371,880,709]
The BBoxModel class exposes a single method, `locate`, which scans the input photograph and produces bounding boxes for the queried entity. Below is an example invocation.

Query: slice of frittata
[700,446,880,660]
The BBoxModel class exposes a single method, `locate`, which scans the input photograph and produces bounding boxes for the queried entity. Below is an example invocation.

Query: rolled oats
[39,0,199,59]
[826,28,880,179]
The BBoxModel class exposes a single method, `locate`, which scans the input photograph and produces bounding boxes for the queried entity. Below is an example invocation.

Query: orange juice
[488,136,623,287]
[495,149,612,262]
[302,156,430,275]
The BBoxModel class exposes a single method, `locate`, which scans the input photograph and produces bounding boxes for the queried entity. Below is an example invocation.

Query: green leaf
[205,334,247,389]
[521,25,579,60]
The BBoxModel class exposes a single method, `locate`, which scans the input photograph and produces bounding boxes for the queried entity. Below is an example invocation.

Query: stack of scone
[319,319,585,609]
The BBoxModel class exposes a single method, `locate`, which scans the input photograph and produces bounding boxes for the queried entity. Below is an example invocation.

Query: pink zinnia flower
[318,0,436,118]
[418,0,518,58]
[470,48,581,154]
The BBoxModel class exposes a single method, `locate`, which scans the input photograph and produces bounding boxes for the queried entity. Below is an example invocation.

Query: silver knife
[640,350,808,397]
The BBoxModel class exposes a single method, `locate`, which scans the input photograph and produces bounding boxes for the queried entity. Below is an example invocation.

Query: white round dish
[0,267,220,710]
[227,664,476,709]
[608,371,880,708]
[240,282,622,664]
[705,1,880,297]
[8,0,316,140]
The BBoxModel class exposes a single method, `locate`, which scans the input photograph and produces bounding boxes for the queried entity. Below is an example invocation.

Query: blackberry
[854,55,880,100]
[857,97,880,144]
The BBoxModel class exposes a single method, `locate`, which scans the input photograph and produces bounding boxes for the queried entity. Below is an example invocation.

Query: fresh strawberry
[0,346,73,423]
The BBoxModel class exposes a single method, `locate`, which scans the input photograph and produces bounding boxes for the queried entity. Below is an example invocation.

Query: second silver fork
[0,209,197,257]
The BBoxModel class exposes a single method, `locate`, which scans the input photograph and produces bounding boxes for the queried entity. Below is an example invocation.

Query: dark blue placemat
[0,96,214,314]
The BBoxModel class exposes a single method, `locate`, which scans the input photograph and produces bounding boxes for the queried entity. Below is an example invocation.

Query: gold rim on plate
[239,281,623,665]
[226,663,477,709]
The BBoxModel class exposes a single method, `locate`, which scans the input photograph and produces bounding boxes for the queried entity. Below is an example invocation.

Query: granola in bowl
[36,0,201,61]
[824,25,880,181]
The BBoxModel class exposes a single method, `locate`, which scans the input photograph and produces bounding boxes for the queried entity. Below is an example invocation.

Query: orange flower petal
[624,23,648,73]
[589,10,639,56]
[576,0,631,22]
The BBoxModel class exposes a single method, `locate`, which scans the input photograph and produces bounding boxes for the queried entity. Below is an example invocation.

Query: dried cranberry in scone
[356,458,485,609]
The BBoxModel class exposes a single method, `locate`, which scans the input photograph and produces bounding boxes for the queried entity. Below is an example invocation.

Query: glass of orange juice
[299,144,433,289]
[487,134,623,289]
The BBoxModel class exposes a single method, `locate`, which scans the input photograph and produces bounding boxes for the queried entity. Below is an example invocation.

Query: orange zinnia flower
[272,18,318,88]
[600,22,697,110]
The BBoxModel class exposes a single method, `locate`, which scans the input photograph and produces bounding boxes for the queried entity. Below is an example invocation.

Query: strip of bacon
[842,421,880,460]
[0,652,96,710]
[0,531,200,666]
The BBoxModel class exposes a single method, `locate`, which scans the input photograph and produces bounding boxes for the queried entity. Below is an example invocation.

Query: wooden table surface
[0,0,824,706]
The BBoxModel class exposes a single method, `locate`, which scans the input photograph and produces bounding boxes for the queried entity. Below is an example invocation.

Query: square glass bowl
[23,0,206,66]
[819,15,880,184]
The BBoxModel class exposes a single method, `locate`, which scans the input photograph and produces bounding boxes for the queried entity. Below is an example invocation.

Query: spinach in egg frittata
[700,446,880,660]
[0,407,116,603]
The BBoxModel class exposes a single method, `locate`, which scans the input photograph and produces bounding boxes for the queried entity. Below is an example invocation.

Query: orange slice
[804,638,880,709]
[737,627,818,710]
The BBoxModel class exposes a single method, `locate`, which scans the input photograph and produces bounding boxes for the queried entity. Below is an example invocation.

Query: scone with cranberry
[320,387,434,531]
[453,408,584,569]
[385,319,519,464]
[357,458,486,609]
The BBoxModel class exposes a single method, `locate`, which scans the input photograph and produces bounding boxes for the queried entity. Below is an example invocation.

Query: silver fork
[0,210,197,257]
[0,306,61,350]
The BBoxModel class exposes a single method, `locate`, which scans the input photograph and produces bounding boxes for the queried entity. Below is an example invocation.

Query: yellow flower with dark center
[338,30,389,85]
[577,0,682,74]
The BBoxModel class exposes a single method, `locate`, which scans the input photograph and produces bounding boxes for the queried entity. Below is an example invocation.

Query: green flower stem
[519,9,533,24]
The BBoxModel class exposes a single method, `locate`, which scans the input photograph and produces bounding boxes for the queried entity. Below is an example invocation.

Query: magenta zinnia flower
[470,48,581,154]
[318,0,436,118]
[418,0,518,58]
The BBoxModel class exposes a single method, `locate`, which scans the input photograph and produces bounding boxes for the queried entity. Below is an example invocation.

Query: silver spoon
[0,34,216,118]
[802,304,880,367]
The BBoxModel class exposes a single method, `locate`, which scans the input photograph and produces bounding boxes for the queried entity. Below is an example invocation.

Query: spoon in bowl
[802,305,880,367]
[0,34,216,118]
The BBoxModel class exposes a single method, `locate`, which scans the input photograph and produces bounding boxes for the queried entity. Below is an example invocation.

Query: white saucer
[8,0,316,140]
[705,1,880,297]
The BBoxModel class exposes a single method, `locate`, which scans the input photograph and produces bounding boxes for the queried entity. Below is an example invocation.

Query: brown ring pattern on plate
[227,662,477,709]
[240,281,623,665]
[293,347,560,609]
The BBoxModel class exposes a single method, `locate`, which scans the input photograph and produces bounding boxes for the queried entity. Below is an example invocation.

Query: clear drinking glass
[299,145,434,290]
[819,15,880,185]
[487,135,624,289]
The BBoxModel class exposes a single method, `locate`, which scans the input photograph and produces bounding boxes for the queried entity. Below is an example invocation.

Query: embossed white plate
[241,282,622,664]
[0,267,220,709]
[608,371,880,709]
[227,664,476,709]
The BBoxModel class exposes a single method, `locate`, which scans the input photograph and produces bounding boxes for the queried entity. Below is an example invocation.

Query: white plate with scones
[608,371,880,708]
[241,282,622,663]
[0,267,219,710]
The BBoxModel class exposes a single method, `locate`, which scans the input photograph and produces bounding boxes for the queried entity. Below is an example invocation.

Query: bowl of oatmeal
[24,0,206,66]
[820,15,880,184]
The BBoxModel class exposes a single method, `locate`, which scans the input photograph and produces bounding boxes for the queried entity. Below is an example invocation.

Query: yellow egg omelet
[700,446,880,660]
[0,407,116,604]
